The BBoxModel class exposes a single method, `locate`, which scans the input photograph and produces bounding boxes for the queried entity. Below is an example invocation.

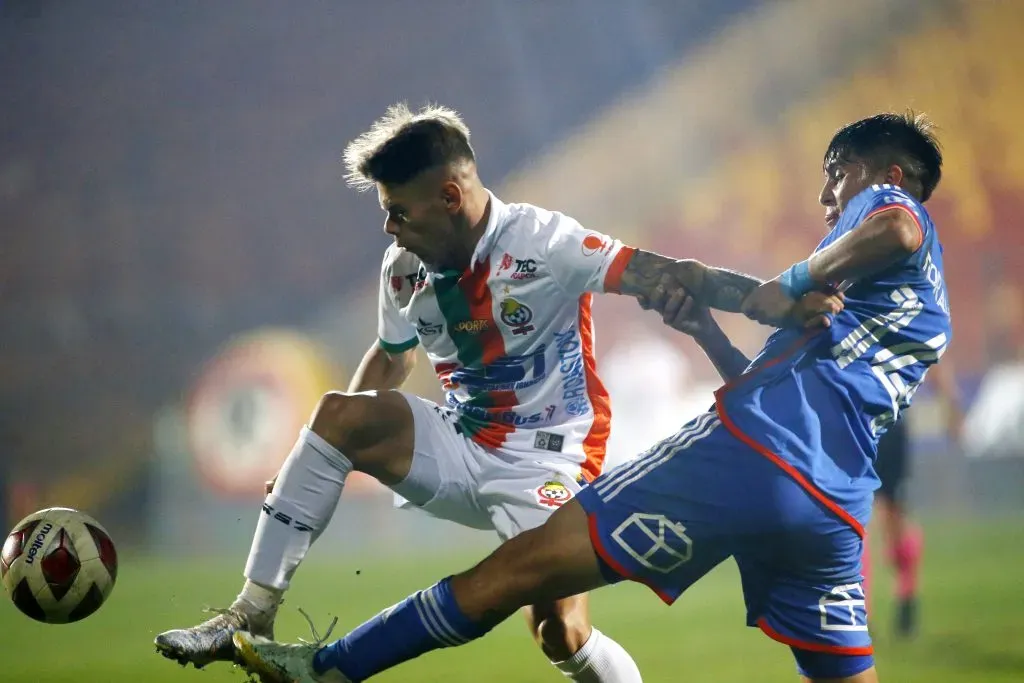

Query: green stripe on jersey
[378,337,418,354]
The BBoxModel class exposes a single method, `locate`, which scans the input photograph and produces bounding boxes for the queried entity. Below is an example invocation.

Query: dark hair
[343,103,475,191]
[824,112,943,201]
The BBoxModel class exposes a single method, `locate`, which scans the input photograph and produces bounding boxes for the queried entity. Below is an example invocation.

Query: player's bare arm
[613,249,762,312]
[743,207,918,326]
[617,250,843,330]
[691,316,751,382]
[349,342,417,392]
[807,207,922,285]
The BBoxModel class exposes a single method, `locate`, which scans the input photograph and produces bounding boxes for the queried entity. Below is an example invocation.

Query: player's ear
[440,181,463,214]
[885,164,905,187]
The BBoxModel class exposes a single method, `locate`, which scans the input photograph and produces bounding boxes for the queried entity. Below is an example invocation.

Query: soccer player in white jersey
[155,103,839,680]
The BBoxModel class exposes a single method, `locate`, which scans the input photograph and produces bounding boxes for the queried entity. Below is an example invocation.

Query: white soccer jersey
[378,192,634,480]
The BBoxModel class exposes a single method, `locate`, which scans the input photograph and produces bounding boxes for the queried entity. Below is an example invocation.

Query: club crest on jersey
[533,480,572,508]
[500,297,535,335]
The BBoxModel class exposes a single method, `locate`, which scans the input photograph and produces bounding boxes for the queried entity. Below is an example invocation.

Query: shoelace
[297,607,339,647]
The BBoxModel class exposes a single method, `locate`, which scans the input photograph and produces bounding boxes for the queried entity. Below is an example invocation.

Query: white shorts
[390,392,584,541]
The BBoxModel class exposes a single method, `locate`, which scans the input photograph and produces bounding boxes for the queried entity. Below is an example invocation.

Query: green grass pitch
[2,516,1022,682]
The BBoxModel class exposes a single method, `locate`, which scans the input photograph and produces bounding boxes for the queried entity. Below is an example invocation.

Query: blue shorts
[577,410,874,675]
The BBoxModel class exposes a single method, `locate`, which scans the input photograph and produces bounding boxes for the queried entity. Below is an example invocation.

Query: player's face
[378,178,461,271]
[818,155,900,230]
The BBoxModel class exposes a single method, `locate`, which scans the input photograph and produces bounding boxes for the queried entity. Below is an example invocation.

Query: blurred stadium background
[2,0,1024,680]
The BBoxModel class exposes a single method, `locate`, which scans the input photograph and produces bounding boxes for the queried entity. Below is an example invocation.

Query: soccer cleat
[154,606,274,669]
[234,631,351,683]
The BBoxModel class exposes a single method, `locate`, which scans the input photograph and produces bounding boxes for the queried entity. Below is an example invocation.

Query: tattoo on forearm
[699,267,763,312]
[615,250,677,298]
[616,250,762,313]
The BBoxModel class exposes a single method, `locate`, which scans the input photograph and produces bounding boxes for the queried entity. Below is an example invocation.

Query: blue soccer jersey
[716,183,952,528]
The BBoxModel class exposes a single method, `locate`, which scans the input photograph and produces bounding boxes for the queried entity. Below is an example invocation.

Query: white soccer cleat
[233,631,351,683]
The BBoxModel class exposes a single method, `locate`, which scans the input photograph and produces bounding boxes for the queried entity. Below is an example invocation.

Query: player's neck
[451,189,491,273]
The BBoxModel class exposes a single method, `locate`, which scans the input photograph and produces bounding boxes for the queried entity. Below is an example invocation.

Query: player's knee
[309,390,404,454]
[529,601,590,661]
[310,391,362,447]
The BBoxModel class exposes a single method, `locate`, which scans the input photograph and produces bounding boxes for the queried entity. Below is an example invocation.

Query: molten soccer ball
[1,507,118,623]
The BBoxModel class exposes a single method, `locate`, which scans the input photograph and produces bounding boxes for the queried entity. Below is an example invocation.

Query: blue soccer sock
[312,576,494,682]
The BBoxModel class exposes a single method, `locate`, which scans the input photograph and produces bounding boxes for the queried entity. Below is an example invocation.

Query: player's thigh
[574,410,737,604]
[387,393,491,529]
[451,499,608,621]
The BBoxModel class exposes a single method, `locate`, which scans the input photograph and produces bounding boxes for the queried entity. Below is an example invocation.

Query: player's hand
[792,291,845,329]
[740,280,798,327]
[653,286,717,338]
[265,474,278,495]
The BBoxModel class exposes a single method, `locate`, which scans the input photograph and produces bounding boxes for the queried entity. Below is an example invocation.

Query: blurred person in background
[864,361,963,637]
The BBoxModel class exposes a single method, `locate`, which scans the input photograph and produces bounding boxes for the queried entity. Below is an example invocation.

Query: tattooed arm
[610,250,762,313]
[611,249,845,329]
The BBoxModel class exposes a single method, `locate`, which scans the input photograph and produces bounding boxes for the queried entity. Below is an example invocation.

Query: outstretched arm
[610,250,763,313]
[743,207,921,326]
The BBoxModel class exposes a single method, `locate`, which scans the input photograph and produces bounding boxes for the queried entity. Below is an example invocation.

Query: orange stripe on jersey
[603,246,636,293]
[461,260,517,448]
[578,293,611,482]
[864,204,924,252]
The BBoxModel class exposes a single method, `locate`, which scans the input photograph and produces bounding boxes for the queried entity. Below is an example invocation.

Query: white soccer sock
[554,628,643,683]
[237,426,352,616]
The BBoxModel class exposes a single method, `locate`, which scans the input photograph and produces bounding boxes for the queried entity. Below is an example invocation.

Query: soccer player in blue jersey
[232,112,949,683]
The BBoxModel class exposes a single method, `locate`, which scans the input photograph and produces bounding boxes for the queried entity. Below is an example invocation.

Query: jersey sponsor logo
[532,480,572,507]
[581,233,612,257]
[818,583,868,632]
[454,319,490,333]
[416,318,443,336]
[445,347,547,392]
[554,328,589,416]
[534,430,564,453]
[454,402,557,427]
[499,297,535,335]
[389,267,427,294]
[497,253,539,280]
[611,513,692,574]
[512,258,538,280]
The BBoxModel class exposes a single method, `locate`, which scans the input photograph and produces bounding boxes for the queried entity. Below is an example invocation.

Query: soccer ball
[1,507,118,623]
